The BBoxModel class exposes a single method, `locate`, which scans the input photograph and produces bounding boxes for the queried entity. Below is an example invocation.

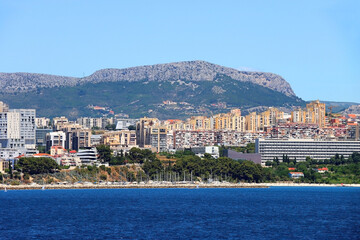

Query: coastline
[1,182,359,190]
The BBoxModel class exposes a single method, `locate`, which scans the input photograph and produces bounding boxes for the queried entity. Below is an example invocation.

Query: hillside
[0,72,304,119]
[309,100,360,113]
[342,105,360,115]
[0,60,294,96]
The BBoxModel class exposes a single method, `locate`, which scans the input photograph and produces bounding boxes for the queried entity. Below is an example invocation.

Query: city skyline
[0,0,359,102]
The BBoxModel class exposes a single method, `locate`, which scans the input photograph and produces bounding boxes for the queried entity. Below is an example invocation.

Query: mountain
[0,61,304,119]
[0,61,294,96]
[308,100,360,113]
[341,105,360,115]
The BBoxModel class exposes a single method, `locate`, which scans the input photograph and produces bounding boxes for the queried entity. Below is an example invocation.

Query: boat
[42,186,45,190]
[4,187,7,192]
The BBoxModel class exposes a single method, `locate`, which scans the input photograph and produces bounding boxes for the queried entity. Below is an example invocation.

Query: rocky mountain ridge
[342,105,360,115]
[0,60,295,96]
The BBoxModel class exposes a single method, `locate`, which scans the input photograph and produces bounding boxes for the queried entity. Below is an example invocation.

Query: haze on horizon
[0,0,359,102]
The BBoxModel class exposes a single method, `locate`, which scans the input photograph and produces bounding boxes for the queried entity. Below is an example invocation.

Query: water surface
[0,187,359,239]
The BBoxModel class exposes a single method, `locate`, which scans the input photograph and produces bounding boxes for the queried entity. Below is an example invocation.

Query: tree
[96,145,112,162]
[16,157,59,175]
[105,124,116,130]
[127,125,136,130]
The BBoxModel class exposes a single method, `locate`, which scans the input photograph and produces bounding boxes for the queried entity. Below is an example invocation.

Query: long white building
[255,139,360,164]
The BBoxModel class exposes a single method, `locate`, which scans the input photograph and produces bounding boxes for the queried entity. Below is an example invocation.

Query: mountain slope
[0,60,295,96]
[0,73,304,119]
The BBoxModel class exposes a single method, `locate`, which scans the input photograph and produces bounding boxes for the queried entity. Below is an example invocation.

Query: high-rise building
[150,126,167,152]
[36,128,53,146]
[0,106,36,150]
[291,100,326,128]
[136,117,159,147]
[306,100,326,127]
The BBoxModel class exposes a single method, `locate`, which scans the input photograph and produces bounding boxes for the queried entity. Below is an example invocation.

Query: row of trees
[266,153,360,183]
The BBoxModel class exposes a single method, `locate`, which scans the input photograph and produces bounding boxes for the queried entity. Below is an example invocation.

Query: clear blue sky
[0,0,359,102]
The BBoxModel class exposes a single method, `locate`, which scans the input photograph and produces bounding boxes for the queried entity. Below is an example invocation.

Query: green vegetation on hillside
[0,74,304,119]
[1,148,359,185]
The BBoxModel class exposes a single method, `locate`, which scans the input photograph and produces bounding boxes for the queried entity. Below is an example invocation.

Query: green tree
[127,125,136,130]
[16,157,59,175]
[96,145,112,162]
[105,124,116,130]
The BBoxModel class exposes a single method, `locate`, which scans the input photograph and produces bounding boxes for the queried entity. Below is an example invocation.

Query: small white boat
[4,187,7,192]
[42,186,45,190]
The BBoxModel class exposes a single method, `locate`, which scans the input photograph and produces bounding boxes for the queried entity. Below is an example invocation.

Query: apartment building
[0,106,36,150]
[46,131,66,151]
[101,130,137,148]
[59,123,92,151]
[150,126,167,152]
[35,117,51,128]
[136,117,159,147]
[255,138,360,164]
[291,100,326,128]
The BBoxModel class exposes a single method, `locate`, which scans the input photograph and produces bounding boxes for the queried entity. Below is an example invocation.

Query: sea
[0,187,359,240]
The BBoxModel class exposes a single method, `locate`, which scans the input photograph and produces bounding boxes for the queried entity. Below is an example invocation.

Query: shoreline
[1,182,360,190]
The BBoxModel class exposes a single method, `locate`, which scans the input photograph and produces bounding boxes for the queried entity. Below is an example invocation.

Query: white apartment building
[35,117,51,128]
[255,138,360,164]
[0,108,36,150]
[76,148,98,165]
[46,131,66,150]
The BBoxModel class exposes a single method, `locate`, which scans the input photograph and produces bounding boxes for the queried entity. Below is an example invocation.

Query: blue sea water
[0,187,359,240]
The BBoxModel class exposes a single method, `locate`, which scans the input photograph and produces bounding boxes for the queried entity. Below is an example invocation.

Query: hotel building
[255,138,360,164]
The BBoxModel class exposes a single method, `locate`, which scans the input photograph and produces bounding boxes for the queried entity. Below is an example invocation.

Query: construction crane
[327,105,338,126]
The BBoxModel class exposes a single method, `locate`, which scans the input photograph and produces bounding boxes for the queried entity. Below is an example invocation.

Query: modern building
[46,131,66,151]
[35,117,51,129]
[0,106,36,150]
[190,146,220,159]
[36,128,53,146]
[76,147,98,165]
[115,118,138,130]
[101,130,137,148]
[136,117,159,147]
[0,148,22,160]
[91,135,102,146]
[59,123,92,151]
[255,138,360,164]
[150,126,167,152]
[52,116,69,130]
[347,124,359,140]
[225,149,261,164]
[291,100,326,128]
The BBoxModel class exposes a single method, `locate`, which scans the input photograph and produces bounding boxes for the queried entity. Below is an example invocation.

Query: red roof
[69,150,77,153]
[318,168,328,171]
[288,168,296,170]
[166,119,181,123]
[289,172,304,174]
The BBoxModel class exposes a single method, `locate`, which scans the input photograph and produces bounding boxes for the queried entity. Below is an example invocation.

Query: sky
[0,0,359,102]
